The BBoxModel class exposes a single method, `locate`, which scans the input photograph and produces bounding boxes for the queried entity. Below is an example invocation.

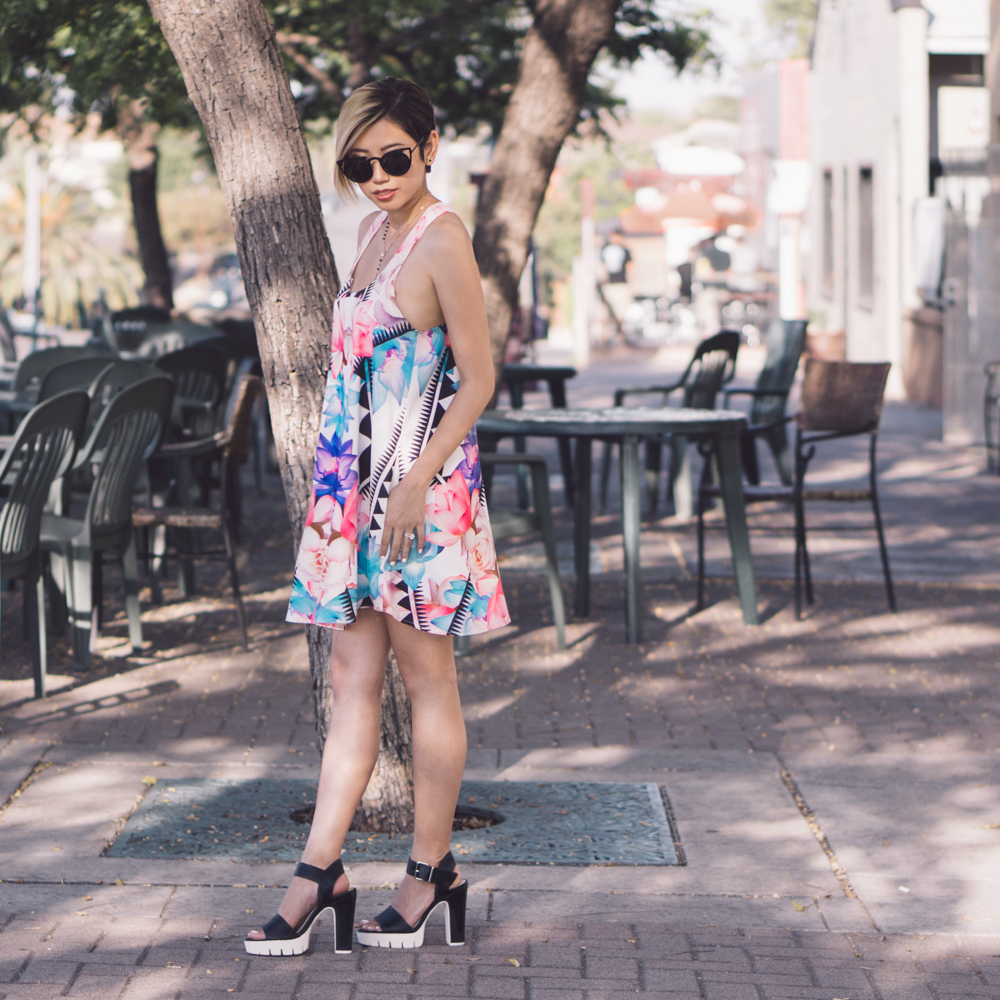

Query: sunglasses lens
[381,150,413,176]
[340,157,373,183]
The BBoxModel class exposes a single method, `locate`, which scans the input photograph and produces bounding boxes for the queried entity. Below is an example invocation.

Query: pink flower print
[375,346,407,406]
[426,470,474,546]
[352,311,376,358]
[470,536,497,581]
[308,493,337,528]
[416,329,435,359]
[424,575,467,623]
[377,274,407,321]
[415,328,443,394]
[340,486,359,544]
[486,580,509,629]
[331,315,344,357]
[297,521,353,593]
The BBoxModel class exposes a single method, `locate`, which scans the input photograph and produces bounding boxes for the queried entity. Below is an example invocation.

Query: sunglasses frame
[337,141,425,184]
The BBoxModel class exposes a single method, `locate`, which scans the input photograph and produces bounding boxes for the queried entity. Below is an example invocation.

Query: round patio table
[501,363,577,506]
[477,407,759,643]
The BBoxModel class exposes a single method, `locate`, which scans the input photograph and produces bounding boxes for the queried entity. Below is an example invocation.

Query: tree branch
[275,30,345,101]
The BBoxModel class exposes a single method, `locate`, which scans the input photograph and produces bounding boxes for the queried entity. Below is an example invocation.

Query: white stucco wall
[809,0,988,401]
[809,0,929,396]
[925,0,989,53]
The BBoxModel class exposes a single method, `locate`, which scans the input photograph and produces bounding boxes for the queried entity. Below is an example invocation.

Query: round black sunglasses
[337,142,424,184]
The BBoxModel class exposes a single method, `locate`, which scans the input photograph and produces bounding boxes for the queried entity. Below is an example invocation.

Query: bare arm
[381,214,494,563]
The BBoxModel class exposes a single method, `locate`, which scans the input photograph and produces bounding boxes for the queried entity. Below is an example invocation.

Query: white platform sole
[356,900,464,949]
[244,905,352,956]
[243,931,312,957]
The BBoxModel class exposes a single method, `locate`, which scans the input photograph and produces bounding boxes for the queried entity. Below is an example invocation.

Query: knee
[396,654,458,705]
[328,650,385,704]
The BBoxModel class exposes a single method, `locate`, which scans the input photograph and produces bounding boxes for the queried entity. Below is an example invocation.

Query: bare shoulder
[357,211,382,247]
[416,210,474,259]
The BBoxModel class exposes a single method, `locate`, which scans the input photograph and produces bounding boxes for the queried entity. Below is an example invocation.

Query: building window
[858,166,874,309]
[822,170,834,300]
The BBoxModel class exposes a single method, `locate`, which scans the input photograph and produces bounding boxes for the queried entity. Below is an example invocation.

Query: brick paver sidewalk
[2,349,999,999]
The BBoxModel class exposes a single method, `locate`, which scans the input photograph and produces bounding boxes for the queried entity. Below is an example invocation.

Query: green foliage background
[0,0,716,318]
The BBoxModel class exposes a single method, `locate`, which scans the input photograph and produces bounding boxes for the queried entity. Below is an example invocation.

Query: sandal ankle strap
[406,851,456,887]
[294,858,344,884]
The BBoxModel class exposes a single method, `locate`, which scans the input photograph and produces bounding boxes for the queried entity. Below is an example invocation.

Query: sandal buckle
[410,860,435,883]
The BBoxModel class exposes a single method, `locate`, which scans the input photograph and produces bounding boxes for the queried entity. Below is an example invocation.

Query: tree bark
[148,0,419,834]
[147,0,335,547]
[472,0,620,378]
[117,101,174,309]
[352,655,415,833]
[146,4,334,712]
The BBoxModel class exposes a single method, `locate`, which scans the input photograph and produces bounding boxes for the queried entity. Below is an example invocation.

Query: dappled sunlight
[802,458,870,484]
[499,745,641,772]
[881,455,989,481]
[462,693,521,722]
[505,633,598,674]
[13,679,182,726]
[612,674,687,703]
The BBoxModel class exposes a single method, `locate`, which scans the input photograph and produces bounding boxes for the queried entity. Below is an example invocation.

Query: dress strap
[346,211,388,289]
[380,202,456,290]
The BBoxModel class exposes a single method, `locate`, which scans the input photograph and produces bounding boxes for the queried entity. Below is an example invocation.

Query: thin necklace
[374,198,431,275]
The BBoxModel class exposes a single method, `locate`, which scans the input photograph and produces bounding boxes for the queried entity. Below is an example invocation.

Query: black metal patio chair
[696,359,895,619]
[722,318,807,485]
[0,390,90,697]
[40,377,174,666]
[600,329,740,517]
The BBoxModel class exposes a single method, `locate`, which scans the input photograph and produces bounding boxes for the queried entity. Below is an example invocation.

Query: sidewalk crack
[10,951,33,982]
[776,755,880,931]
[0,757,53,821]
[59,961,84,996]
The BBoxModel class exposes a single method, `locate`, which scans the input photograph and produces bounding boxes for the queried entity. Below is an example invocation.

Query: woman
[245,78,509,956]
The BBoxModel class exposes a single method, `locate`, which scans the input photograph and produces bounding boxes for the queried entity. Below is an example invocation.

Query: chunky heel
[245,859,354,957]
[332,888,358,954]
[443,879,467,946]
[356,851,467,949]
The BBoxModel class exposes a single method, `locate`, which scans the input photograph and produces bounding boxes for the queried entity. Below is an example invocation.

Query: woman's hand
[380,471,431,566]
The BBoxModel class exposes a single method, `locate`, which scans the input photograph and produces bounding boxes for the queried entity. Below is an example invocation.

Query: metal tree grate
[106,779,679,866]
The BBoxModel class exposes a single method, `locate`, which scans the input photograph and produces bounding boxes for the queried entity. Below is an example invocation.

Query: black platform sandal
[356,851,467,949]
[244,858,356,956]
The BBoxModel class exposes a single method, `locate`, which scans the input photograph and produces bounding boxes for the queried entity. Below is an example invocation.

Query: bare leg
[359,618,466,930]
[248,610,389,939]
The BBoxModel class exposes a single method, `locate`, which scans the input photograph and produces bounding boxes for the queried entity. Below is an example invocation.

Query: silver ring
[403,531,416,540]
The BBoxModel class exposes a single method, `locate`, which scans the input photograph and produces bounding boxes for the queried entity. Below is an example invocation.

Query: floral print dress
[286,202,510,636]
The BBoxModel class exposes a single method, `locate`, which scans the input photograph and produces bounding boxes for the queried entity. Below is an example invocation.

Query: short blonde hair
[333,78,436,199]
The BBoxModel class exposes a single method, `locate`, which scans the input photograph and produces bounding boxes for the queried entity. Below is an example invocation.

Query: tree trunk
[149,0,418,834]
[141,21,310,695]
[147,0,335,549]
[472,0,620,379]
[347,21,377,89]
[352,655,414,833]
[117,101,174,309]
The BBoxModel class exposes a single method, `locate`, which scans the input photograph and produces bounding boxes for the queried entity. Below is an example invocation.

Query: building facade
[807,0,988,402]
